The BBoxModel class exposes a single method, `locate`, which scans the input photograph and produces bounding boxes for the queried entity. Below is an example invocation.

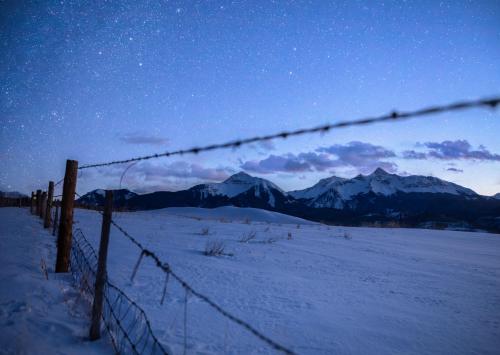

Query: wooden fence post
[30,192,35,214]
[55,160,78,273]
[44,181,54,228]
[40,192,47,219]
[36,190,41,215]
[52,202,59,237]
[89,190,113,340]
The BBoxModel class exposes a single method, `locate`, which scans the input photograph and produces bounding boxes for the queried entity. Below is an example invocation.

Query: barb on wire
[109,218,295,354]
[78,96,500,170]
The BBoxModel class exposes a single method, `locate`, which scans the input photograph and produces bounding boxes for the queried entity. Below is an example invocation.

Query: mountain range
[76,169,500,233]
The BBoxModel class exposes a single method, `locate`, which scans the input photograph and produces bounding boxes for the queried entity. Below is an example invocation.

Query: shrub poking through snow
[243,217,251,225]
[263,226,270,232]
[200,227,210,236]
[239,230,257,243]
[343,231,352,240]
[296,224,301,229]
[287,232,292,240]
[204,239,227,256]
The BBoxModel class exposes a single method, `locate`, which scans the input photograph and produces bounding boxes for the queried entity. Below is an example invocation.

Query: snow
[200,172,284,199]
[290,169,477,208]
[2,206,500,354]
[139,206,316,225]
[0,208,110,355]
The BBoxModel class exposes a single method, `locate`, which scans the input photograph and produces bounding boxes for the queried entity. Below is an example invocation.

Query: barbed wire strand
[78,96,500,170]
[108,218,295,355]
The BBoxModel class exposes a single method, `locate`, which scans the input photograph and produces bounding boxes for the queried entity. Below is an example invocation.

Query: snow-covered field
[1,206,500,354]
[0,208,110,355]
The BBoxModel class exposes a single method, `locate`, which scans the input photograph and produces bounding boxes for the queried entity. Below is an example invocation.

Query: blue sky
[1,1,499,195]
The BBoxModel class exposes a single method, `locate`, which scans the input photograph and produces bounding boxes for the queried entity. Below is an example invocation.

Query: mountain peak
[223,171,254,183]
[371,167,390,176]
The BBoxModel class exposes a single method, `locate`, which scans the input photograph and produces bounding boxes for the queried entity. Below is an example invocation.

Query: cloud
[120,133,169,146]
[317,141,396,160]
[131,161,233,181]
[402,150,427,160]
[241,154,314,174]
[403,140,500,161]
[446,167,463,173]
[94,161,234,192]
[241,141,398,175]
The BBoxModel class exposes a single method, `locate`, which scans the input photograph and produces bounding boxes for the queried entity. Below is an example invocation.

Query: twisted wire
[78,97,499,170]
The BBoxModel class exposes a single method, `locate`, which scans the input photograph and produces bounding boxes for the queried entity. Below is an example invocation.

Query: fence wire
[78,96,499,170]
[109,218,296,355]
[70,228,169,355]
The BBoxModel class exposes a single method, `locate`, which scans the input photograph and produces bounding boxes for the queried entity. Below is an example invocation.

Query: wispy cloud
[403,140,500,161]
[446,167,464,173]
[120,133,169,146]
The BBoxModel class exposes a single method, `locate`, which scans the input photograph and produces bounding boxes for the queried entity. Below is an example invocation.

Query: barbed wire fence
[71,228,169,354]
[26,96,499,354]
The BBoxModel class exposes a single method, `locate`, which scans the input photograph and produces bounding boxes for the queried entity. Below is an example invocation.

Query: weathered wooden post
[30,192,35,214]
[36,190,42,215]
[44,181,54,228]
[52,201,59,237]
[55,160,78,273]
[40,191,47,219]
[89,190,113,340]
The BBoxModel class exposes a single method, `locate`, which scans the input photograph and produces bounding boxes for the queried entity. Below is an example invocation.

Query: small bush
[296,224,301,229]
[343,232,352,240]
[243,218,251,225]
[200,227,210,236]
[204,239,227,256]
[330,231,352,240]
[239,230,257,243]
[287,232,292,240]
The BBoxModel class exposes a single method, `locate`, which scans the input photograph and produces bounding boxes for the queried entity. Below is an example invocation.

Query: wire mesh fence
[70,228,169,355]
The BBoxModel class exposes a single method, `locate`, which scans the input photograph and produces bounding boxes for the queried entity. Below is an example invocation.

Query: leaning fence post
[40,191,47,219]
[44,181,54,228]
[36,190,41,215]
[52,202,59,237]
[30,192,35,214]
[55,159,78,273]
[89,190,113,340]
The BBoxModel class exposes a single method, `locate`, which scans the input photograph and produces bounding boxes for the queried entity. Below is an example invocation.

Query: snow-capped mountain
[76,170,500,232]
[190,172,287,207]
[77,189,137,208]
[290,168,477,209]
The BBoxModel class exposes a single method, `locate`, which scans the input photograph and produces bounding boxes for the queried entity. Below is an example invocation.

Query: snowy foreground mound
[144,206,316,224]
[1,207,500,354]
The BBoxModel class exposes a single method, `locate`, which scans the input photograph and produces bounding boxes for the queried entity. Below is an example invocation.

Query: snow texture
[0,208,110,355]
[1,206,500,354]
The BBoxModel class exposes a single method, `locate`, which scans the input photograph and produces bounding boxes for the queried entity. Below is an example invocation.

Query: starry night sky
[1,1,499,196]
